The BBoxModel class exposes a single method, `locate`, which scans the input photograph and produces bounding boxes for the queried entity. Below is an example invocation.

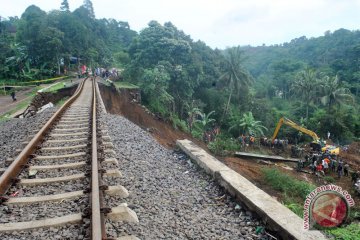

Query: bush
[325,223,360,240]
[324,176,336,184]
[170,114,188,132]
[191,129,203,140]
[262,168,316,200]
[284,202,304,217]
[207,135,240,156]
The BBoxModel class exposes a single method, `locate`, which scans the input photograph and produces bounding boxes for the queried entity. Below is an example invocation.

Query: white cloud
[1,0,360,48]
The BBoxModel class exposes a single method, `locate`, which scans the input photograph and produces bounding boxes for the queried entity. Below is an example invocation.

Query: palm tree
[195,110,216,130]
[319,75,354,112]
[187,107,201,133]
[219,46,253,118]
[230,112,267,136]
[291,69,319,120]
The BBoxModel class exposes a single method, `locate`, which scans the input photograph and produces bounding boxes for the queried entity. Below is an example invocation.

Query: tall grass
[262,168,316,200]
[325,223,360,240]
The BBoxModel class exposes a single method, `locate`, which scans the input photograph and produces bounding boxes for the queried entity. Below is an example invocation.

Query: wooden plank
[53,127,88,132]
[235,151,299,162]
[50,132,88,137]
[0,214,82,232]
[20,173,85,186]
[29,161,86,170]
[34,152,86,160]
[46,138,87,144]
[41,144,87,151]
[5,190,84,204]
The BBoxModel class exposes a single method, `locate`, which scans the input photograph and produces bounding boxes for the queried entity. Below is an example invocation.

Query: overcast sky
[1,0,360,49]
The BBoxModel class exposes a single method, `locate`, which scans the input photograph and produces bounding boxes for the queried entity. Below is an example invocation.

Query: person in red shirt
[316,163,324,176]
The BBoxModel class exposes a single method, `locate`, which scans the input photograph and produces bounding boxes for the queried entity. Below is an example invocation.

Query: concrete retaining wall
[176,139,326,240]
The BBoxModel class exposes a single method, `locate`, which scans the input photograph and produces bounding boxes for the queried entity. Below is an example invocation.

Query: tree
[319,75,354,112]
[83,0,95,18]
[187,105,201,133]
[195,110,216,130]
[233,112,267,136]
[291,68,319,120]
[140,65,174,116]
[60,0,70,12]
[219,46,253,118]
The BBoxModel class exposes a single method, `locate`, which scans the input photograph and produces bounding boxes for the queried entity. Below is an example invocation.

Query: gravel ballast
[102,114,270,239]
[0,108,57,168]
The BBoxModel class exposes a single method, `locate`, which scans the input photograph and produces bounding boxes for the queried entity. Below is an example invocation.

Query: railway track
[0,78,138,239]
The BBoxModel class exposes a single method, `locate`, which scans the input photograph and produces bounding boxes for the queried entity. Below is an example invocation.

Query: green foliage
[230,111,267,136]
[291,68,319,119]
[113,82,138,89]
[0,4,136,80]
[325,223,360,240]
[42,82,67,92]
[262,168,316,200]
[207,135,240,156]
[60,0,70,12]
[284,202,304,218]
[140,65,174,116]
[319,75,354,112]
[219,46,253,118]
[169,114,188,132]
[191,128,203,140]
[1,5,359,143]
[240,30,360,143]
[194,110,216,130]
[323,176,336,184]
[55,97,69,107]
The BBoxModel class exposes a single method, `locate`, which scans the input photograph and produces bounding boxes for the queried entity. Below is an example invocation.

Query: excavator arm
[271,117,339,155]
[271,117,320,142]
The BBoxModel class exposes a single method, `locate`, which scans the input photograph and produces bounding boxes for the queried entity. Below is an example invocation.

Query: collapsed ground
[99,84,360,224]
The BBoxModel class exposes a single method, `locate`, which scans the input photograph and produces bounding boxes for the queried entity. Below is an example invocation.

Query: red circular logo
[310,192,348,228]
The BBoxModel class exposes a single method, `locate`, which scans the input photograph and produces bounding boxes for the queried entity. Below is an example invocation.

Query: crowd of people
[94,67,119,79]
[300,152,353,180]
[202,126,220,143]
[260,137,288,150]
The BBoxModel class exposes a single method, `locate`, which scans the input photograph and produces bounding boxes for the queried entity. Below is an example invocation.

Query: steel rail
[91,77,106,239]
[0,78,87,196]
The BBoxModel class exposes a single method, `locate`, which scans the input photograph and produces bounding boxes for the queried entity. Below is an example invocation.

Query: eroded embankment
[98,83,206,149]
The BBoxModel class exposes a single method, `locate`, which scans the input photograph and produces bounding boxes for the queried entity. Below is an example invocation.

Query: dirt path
[0,88,33,115]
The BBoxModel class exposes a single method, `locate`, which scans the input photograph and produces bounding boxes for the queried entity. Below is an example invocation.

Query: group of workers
[239,134,256,147]
[202,126,221,143]
[302,153,350,179]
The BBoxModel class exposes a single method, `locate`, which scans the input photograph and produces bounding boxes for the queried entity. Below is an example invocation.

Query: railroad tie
[0,214,83,232]
[34,152,86,160]
[41,144,87,151]
[19,173,85,186]
[5,190,84,204]
[53,127,88,132]
[46,138,87,144]
[50,132,88,137]
[5,185,128,205]
[29,161,86,171]
[56,123,88,128]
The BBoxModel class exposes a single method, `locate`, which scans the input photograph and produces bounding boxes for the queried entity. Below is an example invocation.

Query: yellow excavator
[271,117,339,155]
